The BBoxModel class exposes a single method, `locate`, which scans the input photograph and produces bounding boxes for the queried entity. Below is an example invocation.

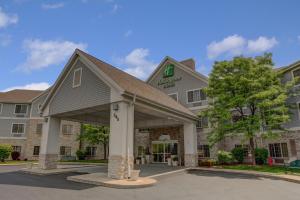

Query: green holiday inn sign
[158,64,182,88]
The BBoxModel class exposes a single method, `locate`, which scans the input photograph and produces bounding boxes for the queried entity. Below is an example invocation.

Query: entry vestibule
[152,140,178,163]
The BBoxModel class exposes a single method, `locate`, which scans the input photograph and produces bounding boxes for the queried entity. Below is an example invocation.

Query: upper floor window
[11,123,25,134]
[73,68,82,88]
[196,117,209,129]
[292,68,300,86]
[187,88,206,103]
[168,93,178,102]
[14,104,28,115]
[62,124,73,135]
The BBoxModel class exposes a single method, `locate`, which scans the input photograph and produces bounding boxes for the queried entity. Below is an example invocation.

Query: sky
[0,0,300,92]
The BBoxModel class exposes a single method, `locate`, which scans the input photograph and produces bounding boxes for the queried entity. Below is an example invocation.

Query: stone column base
[184,154,198,167]
[39,154,58,169]
[108,155,134,179]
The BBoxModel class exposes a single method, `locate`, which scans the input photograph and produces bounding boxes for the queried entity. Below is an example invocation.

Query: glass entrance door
[152,141,178,163]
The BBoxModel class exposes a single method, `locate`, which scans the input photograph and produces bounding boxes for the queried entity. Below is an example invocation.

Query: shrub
[11,151,20,160]
[0,144,12,162]
[217,150,234,164]
[255,148,268,165]
[76,150,86,160]
[231,147,245,163]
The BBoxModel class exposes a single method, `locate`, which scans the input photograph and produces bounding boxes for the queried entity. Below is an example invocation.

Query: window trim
[72,68,82,88]
[291,67,300,87]
[11,123,26,135]
[168,92,178,102]
[269,143,289,158]
[14,104,28,115]
[33,146,40,156]
[61,124,73,135]
[186,88,206,104]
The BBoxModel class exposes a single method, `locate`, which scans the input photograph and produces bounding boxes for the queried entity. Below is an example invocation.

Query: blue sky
[0,0,300,91]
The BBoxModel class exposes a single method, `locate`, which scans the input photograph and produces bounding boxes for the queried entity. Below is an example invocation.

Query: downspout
[127,94,136,179]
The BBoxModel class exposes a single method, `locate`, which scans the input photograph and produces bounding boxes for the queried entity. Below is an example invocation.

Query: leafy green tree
[0,144,12,162]
[78,124,109,160]
[205,53,294,165]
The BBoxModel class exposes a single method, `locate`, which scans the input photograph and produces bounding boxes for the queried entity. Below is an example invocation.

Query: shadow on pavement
[0,171,97,190]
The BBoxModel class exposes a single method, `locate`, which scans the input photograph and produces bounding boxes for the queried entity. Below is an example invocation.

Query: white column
[184,122,198,167]
[39,117,61,169]
[108,101,134,179]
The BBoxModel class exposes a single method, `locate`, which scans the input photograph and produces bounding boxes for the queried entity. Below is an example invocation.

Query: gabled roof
[0,89,44,103]
[146,56,208,83]
[42,49,196,119]
[276,60,300,73]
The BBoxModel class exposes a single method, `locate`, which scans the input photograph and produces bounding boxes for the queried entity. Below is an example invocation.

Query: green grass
[220,164,300,175]
[0,160,36,165]
[59,159,108,164]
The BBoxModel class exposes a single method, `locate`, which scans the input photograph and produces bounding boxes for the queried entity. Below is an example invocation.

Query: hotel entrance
[152,140,178,163]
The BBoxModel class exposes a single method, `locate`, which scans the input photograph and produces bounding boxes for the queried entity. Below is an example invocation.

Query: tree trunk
[249,137,256,165]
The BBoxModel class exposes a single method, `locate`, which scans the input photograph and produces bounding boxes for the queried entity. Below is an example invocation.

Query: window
[137,146,145,157]
[11,123,25,134]
[0,103,2,114]
[235,144,250,157]
[187,89,206,103]
[62,124,73,135]
[14,104,28,114]
[198,145,210,158]
[196,117,209,129]
[269,143,289,158]
[86,147,97,157]
[36,123,43,134]
[60,146,71,156]
[12,146,21,153]
[73,68,82,88]
[292,68,300,85]
[33,146,40,156]
[168,93,178,102]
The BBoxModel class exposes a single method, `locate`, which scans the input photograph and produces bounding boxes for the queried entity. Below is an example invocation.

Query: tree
[0,144,12,162]
[78,124,110,160]
[204,53,294,165]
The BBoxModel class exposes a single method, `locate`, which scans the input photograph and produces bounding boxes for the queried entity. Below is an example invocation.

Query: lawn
[0,160,36,165]
[219,165,300,175]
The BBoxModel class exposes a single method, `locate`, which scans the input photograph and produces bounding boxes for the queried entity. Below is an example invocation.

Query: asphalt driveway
[0,166,300,200]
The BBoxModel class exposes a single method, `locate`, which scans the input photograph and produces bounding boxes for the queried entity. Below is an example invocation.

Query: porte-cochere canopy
[38,49,199,179]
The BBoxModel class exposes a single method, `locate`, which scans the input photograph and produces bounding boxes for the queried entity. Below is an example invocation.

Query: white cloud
[207,35,278,59]
[118,48,157,80]
[19,39,87,72]
[0,7,18,28]
[247,37,278,53]
[124,30,132,37]
[42,2,64,9]
[207,35,246,59]
[0,34,12,47]
[2,82,50,92]
[112,4,121,13]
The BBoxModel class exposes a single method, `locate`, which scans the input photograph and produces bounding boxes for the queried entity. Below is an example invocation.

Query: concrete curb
[0,163,38,166]
[147,168,189,179]
[189,167,300,184]
[58,162,107,166]
[67,174,157,189]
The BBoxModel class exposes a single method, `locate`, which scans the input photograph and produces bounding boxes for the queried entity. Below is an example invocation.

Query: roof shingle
[0,89,44,103]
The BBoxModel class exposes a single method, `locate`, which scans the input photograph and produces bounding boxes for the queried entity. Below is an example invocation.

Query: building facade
[1,50,300,170]
[0,90,81,160]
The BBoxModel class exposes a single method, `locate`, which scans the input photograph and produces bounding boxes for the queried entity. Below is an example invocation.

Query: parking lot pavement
[0,169,300,200]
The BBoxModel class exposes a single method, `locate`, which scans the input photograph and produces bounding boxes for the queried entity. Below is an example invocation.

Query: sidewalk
[192,167,300,184]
